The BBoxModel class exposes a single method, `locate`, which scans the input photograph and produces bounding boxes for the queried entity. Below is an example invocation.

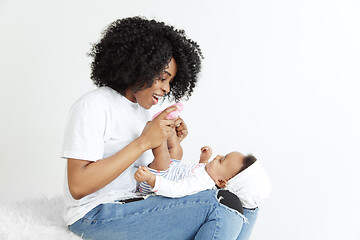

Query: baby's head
[205,152,257,188]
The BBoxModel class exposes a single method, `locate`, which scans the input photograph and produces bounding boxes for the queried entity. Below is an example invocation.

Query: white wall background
[1,0,359,239]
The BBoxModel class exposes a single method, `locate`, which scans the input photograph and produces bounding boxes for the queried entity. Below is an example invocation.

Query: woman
[62,16,246,239]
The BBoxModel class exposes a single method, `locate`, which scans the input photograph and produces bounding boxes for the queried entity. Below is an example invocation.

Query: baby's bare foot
[199,146,212,163]
[167,126,179,149]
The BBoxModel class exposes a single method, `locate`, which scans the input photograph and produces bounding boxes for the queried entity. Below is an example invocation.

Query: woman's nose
[162,81,170,94]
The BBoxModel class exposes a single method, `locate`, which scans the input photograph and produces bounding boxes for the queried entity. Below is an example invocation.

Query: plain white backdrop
[1,0,359,239]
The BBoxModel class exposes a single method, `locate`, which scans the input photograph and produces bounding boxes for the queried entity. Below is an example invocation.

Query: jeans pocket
[216,189,244,214]
[83,204,104,221]
[215,190,247,222]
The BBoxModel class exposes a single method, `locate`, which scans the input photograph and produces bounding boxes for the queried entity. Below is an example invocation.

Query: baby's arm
[134,166,156,188]
[199,146,212,163]
[135,165,214,198]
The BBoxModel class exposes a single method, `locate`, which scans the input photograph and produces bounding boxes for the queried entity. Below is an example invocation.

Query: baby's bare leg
[167,126,183,160]
[148,141,170,171]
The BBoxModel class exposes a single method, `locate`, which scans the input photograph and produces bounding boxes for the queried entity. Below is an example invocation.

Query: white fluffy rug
[0,196,81,240]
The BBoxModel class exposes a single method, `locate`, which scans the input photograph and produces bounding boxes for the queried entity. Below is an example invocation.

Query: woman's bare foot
[199,146,212,163]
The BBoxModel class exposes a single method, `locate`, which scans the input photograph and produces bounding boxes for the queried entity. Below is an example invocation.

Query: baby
[135,145,257,198]
[134,107,257,198]
[135,105,271,211]
[135,105,271,239]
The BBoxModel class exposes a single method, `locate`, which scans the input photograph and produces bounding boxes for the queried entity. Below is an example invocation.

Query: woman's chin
[138,102,152,110]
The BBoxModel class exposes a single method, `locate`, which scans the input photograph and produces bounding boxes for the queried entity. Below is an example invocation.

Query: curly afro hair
[88,16,203,101]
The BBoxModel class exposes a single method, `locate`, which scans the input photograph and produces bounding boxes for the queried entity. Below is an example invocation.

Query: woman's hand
[174,117,188,142]
[138,106,178,150]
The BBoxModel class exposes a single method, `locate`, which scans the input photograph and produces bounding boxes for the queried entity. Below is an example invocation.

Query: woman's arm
[67,106,178,200]
[68,138,147,200]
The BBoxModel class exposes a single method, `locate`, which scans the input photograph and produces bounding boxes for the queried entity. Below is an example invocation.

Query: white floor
[0,196,81,240]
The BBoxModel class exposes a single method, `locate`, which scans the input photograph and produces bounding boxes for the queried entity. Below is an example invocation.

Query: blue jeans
[237,207,259,240]
[69,190,250,240]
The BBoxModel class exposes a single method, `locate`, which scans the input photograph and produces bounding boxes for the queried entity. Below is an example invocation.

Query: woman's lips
[152,95,159,104]
[152,93,164,105]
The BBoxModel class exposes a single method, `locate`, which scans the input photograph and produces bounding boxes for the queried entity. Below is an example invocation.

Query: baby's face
[205,151,245,186]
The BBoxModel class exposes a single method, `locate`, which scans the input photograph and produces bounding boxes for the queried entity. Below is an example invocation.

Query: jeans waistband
[117,197,145,204]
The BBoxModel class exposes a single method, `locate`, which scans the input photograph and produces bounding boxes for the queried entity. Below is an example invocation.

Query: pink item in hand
[152,102,184,120]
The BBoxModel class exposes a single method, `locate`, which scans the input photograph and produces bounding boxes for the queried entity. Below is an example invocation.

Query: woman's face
[125,58,178,109]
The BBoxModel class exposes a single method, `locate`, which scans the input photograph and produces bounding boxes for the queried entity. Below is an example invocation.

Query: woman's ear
[216,179,228,188]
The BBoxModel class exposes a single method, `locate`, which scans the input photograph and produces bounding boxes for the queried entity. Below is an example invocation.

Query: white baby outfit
[140,160,272,209]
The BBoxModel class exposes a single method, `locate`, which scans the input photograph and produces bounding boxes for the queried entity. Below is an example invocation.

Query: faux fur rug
[0,196,81,240]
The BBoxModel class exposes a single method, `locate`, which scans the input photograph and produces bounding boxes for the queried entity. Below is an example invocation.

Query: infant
[135,146,257,198]
[135,105,271,210]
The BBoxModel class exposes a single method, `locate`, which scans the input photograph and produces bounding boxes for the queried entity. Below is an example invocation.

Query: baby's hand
[200,146,212,163]
[134,166,152,182]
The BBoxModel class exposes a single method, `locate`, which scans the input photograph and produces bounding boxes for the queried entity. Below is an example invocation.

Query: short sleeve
[61,97,108,161]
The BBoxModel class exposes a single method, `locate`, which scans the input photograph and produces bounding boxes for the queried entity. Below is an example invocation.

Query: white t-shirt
[61,87,152,225]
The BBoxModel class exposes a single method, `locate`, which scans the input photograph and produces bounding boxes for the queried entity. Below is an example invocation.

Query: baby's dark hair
[238,154,257,174]
[88,16,203,101]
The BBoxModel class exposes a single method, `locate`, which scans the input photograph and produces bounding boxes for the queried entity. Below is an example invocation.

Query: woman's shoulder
[73,87,120,107]
[72,87,148,116]
[64,88,113,118]
[77,86,114,101]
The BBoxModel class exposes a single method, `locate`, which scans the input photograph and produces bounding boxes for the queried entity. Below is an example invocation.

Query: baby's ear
[216,179,228,188]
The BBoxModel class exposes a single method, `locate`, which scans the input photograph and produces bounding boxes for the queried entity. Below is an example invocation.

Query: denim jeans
[69,190,254,240]
[237,207,259,240]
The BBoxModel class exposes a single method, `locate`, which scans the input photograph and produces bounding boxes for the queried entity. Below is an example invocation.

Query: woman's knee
[195,202,244,240]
